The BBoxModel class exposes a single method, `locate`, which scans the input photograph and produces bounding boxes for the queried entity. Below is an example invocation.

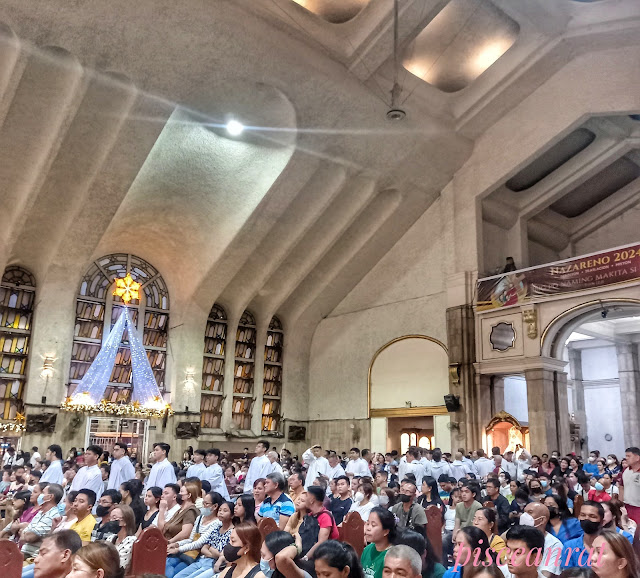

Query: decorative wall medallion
[605,433,613,442]
[522,309,538,339]
[490,322,516,351]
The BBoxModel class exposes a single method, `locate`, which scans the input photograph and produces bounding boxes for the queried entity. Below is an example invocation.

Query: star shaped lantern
[114,274,141,304]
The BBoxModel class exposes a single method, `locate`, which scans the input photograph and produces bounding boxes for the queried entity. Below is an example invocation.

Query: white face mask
[379,494,389,506]
[354,492,364,503]
[519,512,535,526]
[588,456,596,463]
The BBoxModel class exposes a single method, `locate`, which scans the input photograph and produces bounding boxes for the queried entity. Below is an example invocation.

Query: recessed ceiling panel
[402,0,519,93]
[506,128,596,192]
[550,156,640,218]
[291,0,369,23]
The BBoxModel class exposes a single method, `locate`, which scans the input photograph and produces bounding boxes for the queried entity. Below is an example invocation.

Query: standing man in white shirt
[402,448,425,487]
[473,449,495,480]
[40,444,64,485]
[30,446,41,467]
[202,448,229,499]
[267,451,283,475]
[186,449,207,479]
[302,445,330,489]
[145,442,177,490]
[70,445,105,502]
[502,451,518,480]
[345,447,370,478]
[327,451,346,480]
[243,440,271,494]
[107,442,136,490]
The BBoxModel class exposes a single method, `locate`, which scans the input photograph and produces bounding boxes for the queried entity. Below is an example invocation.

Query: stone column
[524,359,570,455]
[616,343,640,447]
[492,377,505,415]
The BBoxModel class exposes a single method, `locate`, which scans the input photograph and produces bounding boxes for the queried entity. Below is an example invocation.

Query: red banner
[477,243,640,311]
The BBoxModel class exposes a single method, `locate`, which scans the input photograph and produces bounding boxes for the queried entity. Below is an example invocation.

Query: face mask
[379,495,389,506]
[580,519,600,535]
[398,494,411,503]
[201,508,212,517]
[607,459,614,465]
[37,494,45,506]
[519,512,535,526]
[541,480,548,488]
[176,495,183,505]
[588,456,596,463]
[260,559,274,578]
[96,505,111,517]
[354,492,364,503]
[548,506,559,519]
[223,544,243,563]
[595,482,604,491]
[531,486,541,494]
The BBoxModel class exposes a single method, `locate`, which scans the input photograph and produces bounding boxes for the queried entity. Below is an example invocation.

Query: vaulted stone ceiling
[0,0,639,335]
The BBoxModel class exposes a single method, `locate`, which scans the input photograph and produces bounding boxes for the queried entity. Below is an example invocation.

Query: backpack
[298,508,337,555]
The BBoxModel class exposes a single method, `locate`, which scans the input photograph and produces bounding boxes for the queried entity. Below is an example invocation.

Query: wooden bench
[128,527,167,577]
[340,512,366,557]
[573,495,583,518]
[425,505,443,563]
[258,517,279,538]
[0,540,22,578]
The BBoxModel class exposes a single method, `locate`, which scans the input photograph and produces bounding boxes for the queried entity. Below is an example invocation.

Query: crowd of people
[2,440,640,578]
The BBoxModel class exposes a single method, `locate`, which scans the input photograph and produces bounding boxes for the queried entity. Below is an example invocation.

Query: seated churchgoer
[158,482,199,543]
[234,494,257,525]
[91,488,122,541]
[141,485,162,531]
[602,500,634,543]
[349,479,377,522]
[298,486,339,559]
[562,501,605,568]
[395,528,446,578]
[106,504,138,570]
[258,472,295,530]
[390,480,427,536]
[1,489,32,540]
[443,526,489,578]
[382,545,425,578]
[543,495,582,543]
[471,508,506,564]
[313,540,363,578]
[285,491,307,535]
[69,541,124,578]
[328,476,353,525]
[361,507,397,578]
[70,489,98,545]
[32,530,83,578]
[21,483,65,558]
[591,529,639,578]
[501,525,546,578]
[261,530,312,578]
[51,491,78,533]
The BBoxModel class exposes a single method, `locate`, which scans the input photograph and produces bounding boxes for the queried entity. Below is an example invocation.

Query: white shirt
[474,457,495,480]
[108,456,136,490]
[186,462,207,479]
[70,464,104,501]
[449,460,470,481]
[462,456,478,475]
[430,461,452,481]
[40,459,64,485]
[502,459,517,479]
[348,499,375,521]
[243,455,271,494]
[268,461,284,475]
[302,448,330,489]
[345,458,369,478]
[541,532,563,575]
[403,461,424,487]
[420,458,433,479]
[202,463,229,499]
[30,452,41,467]
[145,458,177,490]
[327,463,346,479]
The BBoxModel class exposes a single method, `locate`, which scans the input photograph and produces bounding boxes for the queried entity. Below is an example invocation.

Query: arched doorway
[542,299,640,453]
[368,335,450,452]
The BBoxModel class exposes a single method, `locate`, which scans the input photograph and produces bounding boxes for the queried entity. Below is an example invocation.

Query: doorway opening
[87,417,148,462]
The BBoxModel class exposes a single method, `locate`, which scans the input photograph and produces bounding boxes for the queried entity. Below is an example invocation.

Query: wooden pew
[633,521,640,560]
[425,505,443,563]
[341,512,366,557]
[128,527,167,577]
[258,517,279,539]
[0,539,22,578]
[573,495,583,518]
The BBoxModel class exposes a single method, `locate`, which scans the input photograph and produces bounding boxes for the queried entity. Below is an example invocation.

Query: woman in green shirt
[361,507,397,578]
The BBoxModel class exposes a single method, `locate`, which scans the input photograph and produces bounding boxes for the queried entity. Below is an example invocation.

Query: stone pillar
[250,320,267,435]
[492,377,505,415]
[568,348,587,451]
[616,343,640,447]
[524,359,570,455]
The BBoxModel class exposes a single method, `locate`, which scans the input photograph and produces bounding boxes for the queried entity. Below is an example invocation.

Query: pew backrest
[425,505,443,563]
[573,494,583,518]
[0,539,22,578]
[258,516,279,538]
[128,526,167,576]
[341,512,366,557]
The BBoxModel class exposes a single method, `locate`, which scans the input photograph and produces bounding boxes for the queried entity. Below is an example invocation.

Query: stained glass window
[232,310,255,430]
[201,303,226,429]
[0,266,35,422]
[262,316,283,432]
[69,254,169,403]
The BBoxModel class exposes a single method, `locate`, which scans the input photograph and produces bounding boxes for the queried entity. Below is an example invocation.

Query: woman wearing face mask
[234,494,257,526]
[543,494,582,542]
[558,458,571,476]
[379,488,396,508]
[52,490,79,533]
[471,508,506,564]
[260,531,311,578]
[140,486,162,532]
[106,504,137,570]
[361,507,397,578]
[606,455,621,476]
[587,478,612,503]
[348,480,376,522]
[166,492,225,577]
[314,541,364,578]
[527,479,544,502]
[591,529,639,578]
[497,472,512,501]
[508,489,531,523]
[68,542,125,578]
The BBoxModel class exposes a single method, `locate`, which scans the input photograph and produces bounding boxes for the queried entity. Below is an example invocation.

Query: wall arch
[368,335,449,417]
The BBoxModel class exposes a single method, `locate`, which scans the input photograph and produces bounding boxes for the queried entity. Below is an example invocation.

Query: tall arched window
[69,254,169,403]
[201,303,226,429]
[0,266,35,421]
[262,316,283,432]
[233,310,255,430]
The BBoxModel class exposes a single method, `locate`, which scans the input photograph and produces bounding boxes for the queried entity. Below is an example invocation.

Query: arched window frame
[262,315,283,432]
[201,303,226,429]
[0,266,35,422]
[69,254,169,403]
[232,310,255,430]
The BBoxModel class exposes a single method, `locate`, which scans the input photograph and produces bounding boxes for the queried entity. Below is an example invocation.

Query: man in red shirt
[298,485,339,560]
[620,447,640,525]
